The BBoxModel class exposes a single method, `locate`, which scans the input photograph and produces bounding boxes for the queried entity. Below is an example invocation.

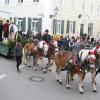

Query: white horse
[9,23,18,41]
[78,49,97,94]
[37,40,58,73]
[38,40,49,56]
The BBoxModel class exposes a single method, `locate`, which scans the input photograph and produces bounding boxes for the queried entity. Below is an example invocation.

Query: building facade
[0,0,100,39]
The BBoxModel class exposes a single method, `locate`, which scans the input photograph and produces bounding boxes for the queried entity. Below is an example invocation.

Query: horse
[78,49,97,93]
[22,41,38,66]
[53,51,84,90]
[92,46,100,76]
[41,39,59,73]
[9,23,18,41]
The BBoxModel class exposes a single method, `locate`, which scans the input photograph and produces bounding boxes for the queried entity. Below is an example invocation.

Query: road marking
[0,74,7,80]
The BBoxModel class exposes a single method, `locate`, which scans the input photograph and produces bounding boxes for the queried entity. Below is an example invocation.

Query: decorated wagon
[0,36,28,57]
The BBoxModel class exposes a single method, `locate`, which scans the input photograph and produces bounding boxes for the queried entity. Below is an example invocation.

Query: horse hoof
[80,91,84,94]
[59,81,62,84]
[27,65,31,67]
[34,68,37,71]
[93,90,97,93]
[66,87,71,89]
[43,71,46,74]
[82,86,84,88]
[56,80,59,82]
[71,79,74,81]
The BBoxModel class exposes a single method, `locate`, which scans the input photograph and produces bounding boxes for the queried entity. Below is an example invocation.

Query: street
[0,56,100,100]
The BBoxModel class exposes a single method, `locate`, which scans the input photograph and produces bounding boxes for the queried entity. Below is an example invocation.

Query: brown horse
[53,51,84,90]
[42,40,59,73]
[22,42,38,66]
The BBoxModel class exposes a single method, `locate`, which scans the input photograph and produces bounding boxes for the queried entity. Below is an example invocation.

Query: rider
[73,37,85,66]
[43,29,52,44]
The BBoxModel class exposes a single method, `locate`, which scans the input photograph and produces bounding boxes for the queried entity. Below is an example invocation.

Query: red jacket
[3,23,9,33]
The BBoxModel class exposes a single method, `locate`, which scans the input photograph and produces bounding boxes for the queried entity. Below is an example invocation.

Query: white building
[0,0,100,39]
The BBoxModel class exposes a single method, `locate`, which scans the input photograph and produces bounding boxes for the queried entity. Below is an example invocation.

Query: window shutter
[66,20,69,33]
[61,20,64,34]
[14,17,16,24]
[53,19,57,34]
[38,18,42,32]
[73,21,76,33]
[22,17,26,32]
[28,17,32,32]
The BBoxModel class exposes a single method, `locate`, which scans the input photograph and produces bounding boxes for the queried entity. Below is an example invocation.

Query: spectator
[3,20,10,43]
[65,36,70,51]
[69,37,74,51]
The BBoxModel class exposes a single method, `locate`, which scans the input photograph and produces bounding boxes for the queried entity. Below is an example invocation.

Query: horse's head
[87,50,96,68]
[49,40,58,52]
[96,46,100,55]
[38,41,48,56]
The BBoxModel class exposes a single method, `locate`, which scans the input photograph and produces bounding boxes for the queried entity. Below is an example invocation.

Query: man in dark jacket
[43,29,52,44]
[34,32,43,41]
[14,41,22,72]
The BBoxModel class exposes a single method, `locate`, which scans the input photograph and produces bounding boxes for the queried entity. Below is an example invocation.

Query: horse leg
[56,69,62,84]
[49,59,54,71]
[78,71,85,94]
[91,68,97,92]
[33,56,38,71]
[66,70,71,89]
[22,49,27,65]
[70,72,75,80]
[41,57,47,73]
[22,54,27,65]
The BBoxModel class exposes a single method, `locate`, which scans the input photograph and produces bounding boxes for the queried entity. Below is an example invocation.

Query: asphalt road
[0,56,100,100]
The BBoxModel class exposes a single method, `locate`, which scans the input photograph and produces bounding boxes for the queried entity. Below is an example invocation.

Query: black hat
[45,29,49,32]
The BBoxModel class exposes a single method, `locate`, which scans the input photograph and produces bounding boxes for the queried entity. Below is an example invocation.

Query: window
[56,21,62,34]
[69,22,74,33]
[88,23,93,36]
[33,0,39,2]
[18,0,23,3]
[31,19,38,33]
[18,19,23,31]
[67,21,75,33]
[5,0,9,5]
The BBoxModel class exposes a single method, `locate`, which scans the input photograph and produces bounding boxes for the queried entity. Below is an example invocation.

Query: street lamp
[50,6,59,18]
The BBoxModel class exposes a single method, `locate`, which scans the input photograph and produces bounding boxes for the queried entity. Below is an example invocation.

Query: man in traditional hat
[43,29,52,44]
